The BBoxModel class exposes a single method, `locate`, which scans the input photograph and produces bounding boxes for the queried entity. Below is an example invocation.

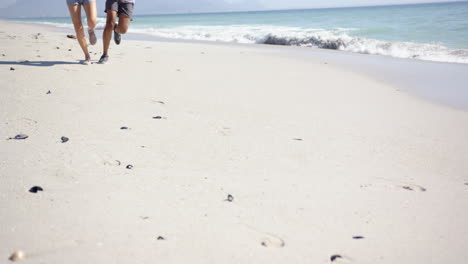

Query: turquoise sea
[12,1,468,64]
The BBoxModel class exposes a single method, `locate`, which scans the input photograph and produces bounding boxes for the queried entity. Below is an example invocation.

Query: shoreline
[1,21,468,264]
[5,19,468,111]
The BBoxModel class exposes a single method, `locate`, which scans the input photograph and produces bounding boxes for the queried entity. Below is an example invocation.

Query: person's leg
[83,0,97,45]
[67,4,91,63]
[113,3,133,45]
[115,14,131,34]
[102,10,117,57]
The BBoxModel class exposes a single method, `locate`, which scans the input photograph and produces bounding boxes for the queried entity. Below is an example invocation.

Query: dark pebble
[68,49,72,51]
[67,34,77,39]
[46,90,51,94]
[330,255,342,262]
[226,194,234,202]
[120,126,129,130]
[352,236,365,239]
[61,136,69,143]
[126,165,133,169]
[56,47,60,49]
[293,138,303,141]
[157,236,165,240]
[29,186,44,193]
[10,67,15,71]
[152,116,162,119]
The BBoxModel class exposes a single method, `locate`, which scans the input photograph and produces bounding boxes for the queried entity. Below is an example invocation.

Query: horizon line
[1,0,466,19]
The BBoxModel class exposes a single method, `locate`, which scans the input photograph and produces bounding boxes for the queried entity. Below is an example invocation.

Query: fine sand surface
[1,21,468,264]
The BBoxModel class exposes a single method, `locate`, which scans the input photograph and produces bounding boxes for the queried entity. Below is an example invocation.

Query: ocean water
[12,1,468,64]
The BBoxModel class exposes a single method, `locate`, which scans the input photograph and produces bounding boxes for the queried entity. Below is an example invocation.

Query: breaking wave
[28,21,468,64]
[131,25,468,64]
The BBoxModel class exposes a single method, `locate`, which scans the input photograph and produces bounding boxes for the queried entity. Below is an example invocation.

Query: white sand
[1,21,468,264]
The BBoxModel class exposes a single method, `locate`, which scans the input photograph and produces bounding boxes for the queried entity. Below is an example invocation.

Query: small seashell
[120,126,129,130]
[152,116,162,119]
[61,136,69,143]
[9,250,26,261]
[46,90,51,94]
[126,165,133,169]
[225,194,234,202]
[330,255,342,262]
[67,34,77,39]
[157,236,165,240]
[29,186,44,193]
[9,134,28,140]
[352,236,364,239]
[10,67,15,71]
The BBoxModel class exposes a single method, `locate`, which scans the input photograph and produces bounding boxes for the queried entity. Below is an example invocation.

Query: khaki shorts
[105,0,134,19]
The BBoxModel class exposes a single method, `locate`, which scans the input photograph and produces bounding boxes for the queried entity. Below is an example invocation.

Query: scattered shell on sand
[157,236,165,240]
[61,136,69,143]
[10,67,15,71]
[9,134,28,140]
[120,126,129,130]
[29,186,44,193]
[401,185,426,192]
[225,194,234,202]
[46,90,51,94]
[67,34,77,39]
[352,236,364,239]
[152,116,162,119]
[126,165,134,169]
[330,255,342,262]
[9,250,26,261]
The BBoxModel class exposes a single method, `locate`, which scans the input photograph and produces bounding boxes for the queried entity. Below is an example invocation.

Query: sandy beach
[1,21,468,264]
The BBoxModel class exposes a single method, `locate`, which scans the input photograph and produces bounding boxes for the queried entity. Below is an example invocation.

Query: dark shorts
[105,0,134,19]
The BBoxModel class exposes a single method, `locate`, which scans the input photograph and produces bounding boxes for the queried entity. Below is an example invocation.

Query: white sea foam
[28,21,468,64]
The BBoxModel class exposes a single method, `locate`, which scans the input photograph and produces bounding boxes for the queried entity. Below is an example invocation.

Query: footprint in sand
[242,224,285,248]
[399,184,426,192]
[369,178,427,192]
[260,235,285,248]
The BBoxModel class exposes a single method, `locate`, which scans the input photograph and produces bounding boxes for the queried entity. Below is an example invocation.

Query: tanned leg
[83,2,97,45]
[83,2,97,30]
[67,4,90,61]
[102,11,117,56]
[115,14,131,34]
